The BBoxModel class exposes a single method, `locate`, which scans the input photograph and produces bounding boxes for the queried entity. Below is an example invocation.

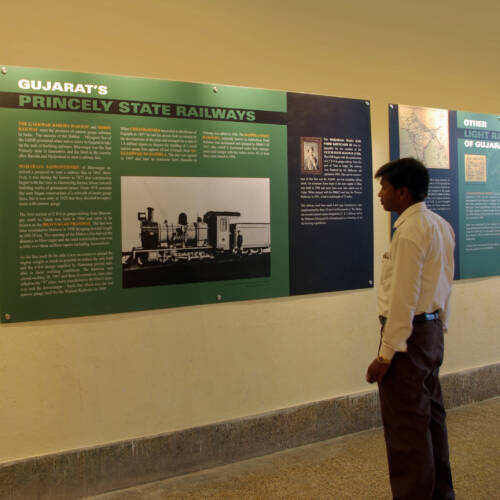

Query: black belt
[379,310,440,326]
[413,311,440,322]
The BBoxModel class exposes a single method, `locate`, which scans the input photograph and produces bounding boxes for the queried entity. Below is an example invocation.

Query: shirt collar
[393,201,427,229]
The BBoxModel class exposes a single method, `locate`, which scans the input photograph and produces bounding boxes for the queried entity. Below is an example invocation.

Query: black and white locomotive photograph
[121,176,271,288]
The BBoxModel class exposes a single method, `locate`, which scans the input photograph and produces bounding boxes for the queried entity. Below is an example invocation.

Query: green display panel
[457,111,500,278]
[0,66,373,322]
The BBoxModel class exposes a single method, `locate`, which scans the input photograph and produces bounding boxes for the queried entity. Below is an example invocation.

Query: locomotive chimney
[147,207,154,222]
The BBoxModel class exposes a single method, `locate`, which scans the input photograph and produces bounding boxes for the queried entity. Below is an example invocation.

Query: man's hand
[366,358,391,384]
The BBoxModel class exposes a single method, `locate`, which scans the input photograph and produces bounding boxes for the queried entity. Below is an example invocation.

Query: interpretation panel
[0,66,373,322]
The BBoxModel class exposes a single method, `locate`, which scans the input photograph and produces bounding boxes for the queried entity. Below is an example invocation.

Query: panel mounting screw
[1,67,7,75]
[213,86,218,94]
[216,294,222,301]
[4,313,11,321]
[365,101,370,106]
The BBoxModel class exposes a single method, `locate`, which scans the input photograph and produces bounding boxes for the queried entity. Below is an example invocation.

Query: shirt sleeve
[379,235,424,360]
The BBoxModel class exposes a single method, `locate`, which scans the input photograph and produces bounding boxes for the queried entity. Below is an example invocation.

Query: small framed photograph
[301,137,322,175]
[465,154,487,182]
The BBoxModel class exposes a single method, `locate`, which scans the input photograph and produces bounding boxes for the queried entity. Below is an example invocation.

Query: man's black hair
[374,157,429,202]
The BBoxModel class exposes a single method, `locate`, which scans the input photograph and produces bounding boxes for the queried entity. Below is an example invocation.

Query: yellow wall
[1,0,499,462]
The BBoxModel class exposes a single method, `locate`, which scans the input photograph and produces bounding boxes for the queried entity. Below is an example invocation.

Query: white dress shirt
[377,202,455,360]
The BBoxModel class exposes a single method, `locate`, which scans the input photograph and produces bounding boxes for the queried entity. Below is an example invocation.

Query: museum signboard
[0,66,373,322]
[389,104,500,279]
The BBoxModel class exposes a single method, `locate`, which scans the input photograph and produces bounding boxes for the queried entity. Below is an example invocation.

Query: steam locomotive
[124,207,271,266]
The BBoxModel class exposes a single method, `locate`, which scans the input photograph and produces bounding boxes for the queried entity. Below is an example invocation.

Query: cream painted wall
[1,0,499,462]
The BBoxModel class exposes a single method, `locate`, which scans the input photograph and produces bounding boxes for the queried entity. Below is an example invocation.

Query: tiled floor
[89,397,500,499]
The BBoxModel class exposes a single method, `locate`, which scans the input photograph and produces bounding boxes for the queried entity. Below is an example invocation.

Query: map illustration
[398,105,450,169]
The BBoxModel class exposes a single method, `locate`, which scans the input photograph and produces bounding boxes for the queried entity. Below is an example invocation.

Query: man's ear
[397,186,410,201]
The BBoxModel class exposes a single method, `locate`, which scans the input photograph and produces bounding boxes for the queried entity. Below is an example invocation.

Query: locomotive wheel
[136,252,149,266]
[122,255,133,267]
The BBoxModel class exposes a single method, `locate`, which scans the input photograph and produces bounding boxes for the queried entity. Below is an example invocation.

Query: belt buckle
[425,312,438,320]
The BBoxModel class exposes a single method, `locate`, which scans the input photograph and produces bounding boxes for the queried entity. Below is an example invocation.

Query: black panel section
[387,106,460,279]
[388,104,400,161]
[287,92,373,295]
[445,110,460,279]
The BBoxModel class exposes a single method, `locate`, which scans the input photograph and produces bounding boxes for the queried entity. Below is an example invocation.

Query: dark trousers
[378,318,454,500]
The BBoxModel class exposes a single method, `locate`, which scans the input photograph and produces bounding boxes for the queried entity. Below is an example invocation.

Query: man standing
[366,158,455,499]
